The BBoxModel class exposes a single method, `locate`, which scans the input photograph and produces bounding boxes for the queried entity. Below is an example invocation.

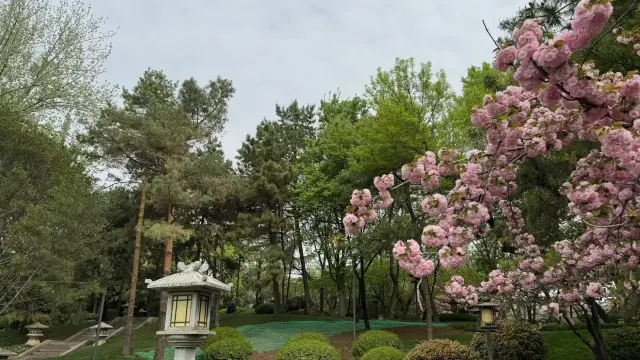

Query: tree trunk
[236,260,242,304]
[358,256,370,330]
[255,258,263,306]
[388,254,399,320]
[284,261,292,311]
[269,228,282,314]
[123,173,147,356]
[421,279,433,340]
[295,216,311,315]
[153,204,174,360]
[337,271,347,317]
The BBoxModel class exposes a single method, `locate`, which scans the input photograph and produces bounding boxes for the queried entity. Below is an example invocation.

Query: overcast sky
[86,0,529,163]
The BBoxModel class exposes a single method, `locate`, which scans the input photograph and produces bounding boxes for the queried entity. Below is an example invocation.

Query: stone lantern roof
[89,322,113,330]
[25,322,49,329]
[145,261,232,292]
[0,347,16,356]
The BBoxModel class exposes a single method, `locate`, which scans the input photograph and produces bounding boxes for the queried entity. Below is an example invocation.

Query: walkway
[10,317,153,359]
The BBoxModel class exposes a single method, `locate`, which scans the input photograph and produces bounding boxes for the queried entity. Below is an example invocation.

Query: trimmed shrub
[275,339,340,360]
[470,321,546,360]
[406,339,480,360]
[287,332,329,344]
[603,326,640,360]
[439,313,478,322]
[203,326,243,347]
[350,330,402,359]
[361,346,405,360]
[203,337,252,360]
[254,303,274,314]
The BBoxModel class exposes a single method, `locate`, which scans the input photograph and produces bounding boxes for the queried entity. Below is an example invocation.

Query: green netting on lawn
[239,320,449,353]
[134,347,205,360]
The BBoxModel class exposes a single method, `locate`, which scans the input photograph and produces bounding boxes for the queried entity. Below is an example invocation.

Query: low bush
[275,339,340,360]
[406,339,480,360]
[361,346,405,360]
[603,326,640,360]
[203,326,243,347]
[287,296,306,311]
[203,337,253,360]
[287,332,329,344]
[470,321,546,360]
[439,313,478,322]
[254,303,274,314]
[350,330,402,359]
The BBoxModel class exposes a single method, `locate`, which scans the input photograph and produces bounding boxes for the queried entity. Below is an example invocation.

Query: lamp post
[146,261,232,360]
[472,302,499,360]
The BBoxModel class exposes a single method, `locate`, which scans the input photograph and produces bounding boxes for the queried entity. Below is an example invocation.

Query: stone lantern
[146,261,232,360]
[90,322,114,345]
[471,302,500,360]
[25,322,49,346]
[0,348,16,360]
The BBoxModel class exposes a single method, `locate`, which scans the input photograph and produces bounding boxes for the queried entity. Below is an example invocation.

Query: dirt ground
[251,326,468,360]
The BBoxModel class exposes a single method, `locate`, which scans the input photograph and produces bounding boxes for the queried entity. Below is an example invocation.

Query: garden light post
[473,302,499,360]
[146,261,232,360]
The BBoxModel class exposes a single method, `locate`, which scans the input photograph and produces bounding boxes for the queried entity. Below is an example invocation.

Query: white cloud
[86,0,529,162]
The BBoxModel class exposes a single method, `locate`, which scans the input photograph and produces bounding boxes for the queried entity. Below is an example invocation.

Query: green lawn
[0,322,92,353]
[6,315,596,360]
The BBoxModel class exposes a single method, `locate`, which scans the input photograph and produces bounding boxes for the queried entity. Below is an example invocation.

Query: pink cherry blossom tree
[343,1,640,359]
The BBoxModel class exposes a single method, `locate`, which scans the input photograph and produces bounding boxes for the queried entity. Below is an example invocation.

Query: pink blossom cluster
[444,276,478,306]
[392,240,435,277]
[373,174,395,209]
[401,151,441,189]
[344,0,640,312]
[616,27,640,56]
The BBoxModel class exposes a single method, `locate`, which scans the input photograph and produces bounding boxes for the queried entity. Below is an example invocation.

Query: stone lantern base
[26,334,44,346]
[157,330,211,360]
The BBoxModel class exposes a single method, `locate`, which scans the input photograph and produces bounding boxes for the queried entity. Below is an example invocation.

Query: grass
[7,314,597,360]
[0,322,92,353]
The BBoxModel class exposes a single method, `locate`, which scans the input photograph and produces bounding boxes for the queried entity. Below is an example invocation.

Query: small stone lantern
[146,261,232,360]
[0,347,16,360]
[25,322,49,346]
[90,322,114,345]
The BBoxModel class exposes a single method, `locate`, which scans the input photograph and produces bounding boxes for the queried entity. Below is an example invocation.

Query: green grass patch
[0,322,93,353]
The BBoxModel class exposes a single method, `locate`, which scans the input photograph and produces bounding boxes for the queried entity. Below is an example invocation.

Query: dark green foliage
[361,346,405,360]
[470,321,547,360]
[203,337,253,360]
[439,313,478,322]
[405,339,480,360]
[287,332,329,344]
[275,340,340,360]
[603,326,640,359]
[254,303,275,314]
[540,322,638,331]
[451,323,481,332]
[286,296,306,311]
[203,326,243,347]
[350,330,402,359]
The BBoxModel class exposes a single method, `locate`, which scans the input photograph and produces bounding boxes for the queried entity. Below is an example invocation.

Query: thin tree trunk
[285,261,292,311]
[255,258,263,306]
[388,254,399,320]
[358,256,370,330]
[269,227,282,314]
[295,216,311,315]
[123,173,147,356]
[236,260,241,304]
[153,204,174,360]
[422,279,433,340]
[337,272,347,317]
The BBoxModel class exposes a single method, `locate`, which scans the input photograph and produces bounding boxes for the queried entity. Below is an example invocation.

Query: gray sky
[87,0,528,162]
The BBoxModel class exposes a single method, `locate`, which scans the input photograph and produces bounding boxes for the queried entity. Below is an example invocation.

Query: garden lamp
[471,302,500,360]
[146,261,232,360]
